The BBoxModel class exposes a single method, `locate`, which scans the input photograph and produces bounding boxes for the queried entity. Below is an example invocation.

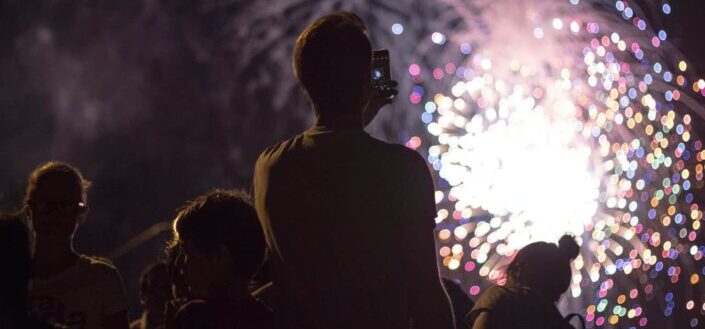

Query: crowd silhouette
[0,12,584,329]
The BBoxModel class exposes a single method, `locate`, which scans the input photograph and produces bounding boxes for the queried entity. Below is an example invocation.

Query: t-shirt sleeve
[98,262,129,315]
[399,149,439,268]
[402,150,437,226]
[253,149,276,256]
[399,149,455,324]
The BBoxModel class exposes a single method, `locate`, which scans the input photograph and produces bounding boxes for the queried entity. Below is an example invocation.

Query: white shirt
[29,255,128,329]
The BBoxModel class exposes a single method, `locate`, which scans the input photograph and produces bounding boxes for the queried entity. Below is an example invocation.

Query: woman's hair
[23,161,91,210]
[171,189,265,279]
[506,235,580,302]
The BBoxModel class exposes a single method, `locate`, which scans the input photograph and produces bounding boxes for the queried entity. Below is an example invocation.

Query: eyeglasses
[29,200,87,215]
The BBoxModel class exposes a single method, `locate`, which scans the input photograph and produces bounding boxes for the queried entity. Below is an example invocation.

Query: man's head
[23,162,90,241]
[172,189,265,298]
[139,262,171,323]
[293,12,372,117]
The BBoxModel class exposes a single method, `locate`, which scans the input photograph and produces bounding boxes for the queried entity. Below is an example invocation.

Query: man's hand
[363,80,398,127]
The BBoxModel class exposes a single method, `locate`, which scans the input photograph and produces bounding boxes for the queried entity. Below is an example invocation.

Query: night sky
[1,0,704,321]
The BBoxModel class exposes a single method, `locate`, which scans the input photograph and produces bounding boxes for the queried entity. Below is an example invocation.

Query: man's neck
[34,237,79,278]
[315,113,363,129]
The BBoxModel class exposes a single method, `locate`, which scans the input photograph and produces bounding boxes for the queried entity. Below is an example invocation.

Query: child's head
[506,235,580,302]
[139,262,171,322]
[23,162,90,240]
[172,189,265,298]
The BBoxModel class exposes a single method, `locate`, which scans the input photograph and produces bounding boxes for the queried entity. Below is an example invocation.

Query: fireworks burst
[397,0,705,327]
[12,0,704,327]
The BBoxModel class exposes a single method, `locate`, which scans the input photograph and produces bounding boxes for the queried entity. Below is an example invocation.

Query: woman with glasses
[23,161,129,329]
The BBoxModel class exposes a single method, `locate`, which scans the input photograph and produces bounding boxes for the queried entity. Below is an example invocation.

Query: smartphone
[371,49,391,90]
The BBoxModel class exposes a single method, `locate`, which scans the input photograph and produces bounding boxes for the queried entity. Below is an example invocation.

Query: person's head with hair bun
[505,234,580,302]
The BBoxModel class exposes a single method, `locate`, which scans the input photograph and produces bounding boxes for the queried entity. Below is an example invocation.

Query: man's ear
[25,206,32,222]
[77,205,89,225]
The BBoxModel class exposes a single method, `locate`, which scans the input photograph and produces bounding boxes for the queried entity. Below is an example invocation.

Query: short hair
[172,189,265,278]
[23,161,91,208]
[506,235,580,302]
[139,262,169,295]
[293,12,372,115]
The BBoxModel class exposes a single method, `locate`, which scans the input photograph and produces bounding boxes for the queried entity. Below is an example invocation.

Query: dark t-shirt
[172,298,274,329]
[254,119,437,329]
[466,285,573,329]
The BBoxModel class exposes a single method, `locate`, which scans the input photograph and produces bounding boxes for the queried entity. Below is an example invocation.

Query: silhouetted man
[254,12,454,329]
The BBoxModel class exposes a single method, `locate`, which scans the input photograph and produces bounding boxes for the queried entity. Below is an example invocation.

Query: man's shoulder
[129,317,146,329]
[34,255,120,287]
[393,143,427,163]
[78,255,121,277]
[255,134,306,167]
[62,255,125,293]
[372,140,430,172]
[333,131,428,165]
[30,255,125,305]
[256,132,427,171]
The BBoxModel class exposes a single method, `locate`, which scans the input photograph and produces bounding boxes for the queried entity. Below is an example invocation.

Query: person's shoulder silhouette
[466,235,581,329]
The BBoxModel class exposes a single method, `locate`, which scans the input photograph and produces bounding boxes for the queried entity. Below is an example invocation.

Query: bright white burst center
[433,75,601,251]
